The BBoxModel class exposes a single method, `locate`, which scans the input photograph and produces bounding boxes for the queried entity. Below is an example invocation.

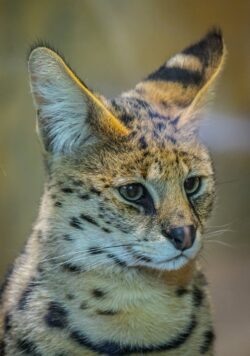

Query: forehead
[78,142,212,184]
[108,95,189,153]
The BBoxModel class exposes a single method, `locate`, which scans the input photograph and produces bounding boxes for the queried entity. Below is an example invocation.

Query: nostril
[162,225,196,251]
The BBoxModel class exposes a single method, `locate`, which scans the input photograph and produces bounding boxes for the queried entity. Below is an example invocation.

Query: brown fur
[0,29,225,355]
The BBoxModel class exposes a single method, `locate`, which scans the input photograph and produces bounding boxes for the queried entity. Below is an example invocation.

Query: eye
[117,182,156,215]
[118,183,144,202]
[184,176,201,196]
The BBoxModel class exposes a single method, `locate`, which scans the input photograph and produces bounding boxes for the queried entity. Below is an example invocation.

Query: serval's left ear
[28,46,129,154]
[136,28,226,130]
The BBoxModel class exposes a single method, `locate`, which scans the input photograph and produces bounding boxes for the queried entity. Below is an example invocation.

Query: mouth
[156,253,184,264]
[153,253,190,271]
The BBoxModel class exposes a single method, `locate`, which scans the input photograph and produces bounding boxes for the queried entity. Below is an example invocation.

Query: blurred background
[0,0,249,354]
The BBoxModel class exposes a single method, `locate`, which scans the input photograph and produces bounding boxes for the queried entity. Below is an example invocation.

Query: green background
[0,1,249,354]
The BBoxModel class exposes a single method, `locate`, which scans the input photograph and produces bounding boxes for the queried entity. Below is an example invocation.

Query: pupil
[127,185,138,198]
[187,178,195,189]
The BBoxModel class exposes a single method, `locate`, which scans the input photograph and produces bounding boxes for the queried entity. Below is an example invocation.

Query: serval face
[29,30,224,272]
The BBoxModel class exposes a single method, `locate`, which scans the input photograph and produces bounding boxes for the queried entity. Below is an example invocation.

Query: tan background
[0,1,250,355]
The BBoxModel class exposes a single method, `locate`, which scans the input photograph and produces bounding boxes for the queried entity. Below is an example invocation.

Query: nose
[162,225,196,251]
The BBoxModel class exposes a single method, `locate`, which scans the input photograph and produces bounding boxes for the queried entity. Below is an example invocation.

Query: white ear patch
[29,48,93,154]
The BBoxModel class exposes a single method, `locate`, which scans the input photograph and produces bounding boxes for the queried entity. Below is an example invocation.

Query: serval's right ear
[28,46,129,155]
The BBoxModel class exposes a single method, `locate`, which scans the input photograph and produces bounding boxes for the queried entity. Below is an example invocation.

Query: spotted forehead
[108,96,180,149]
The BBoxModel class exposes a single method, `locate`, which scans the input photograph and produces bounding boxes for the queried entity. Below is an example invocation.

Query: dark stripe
[176,287,189,297]
[16,339,42,356]
[62,263,82,273]
[0,264,14,304]
[0,339,5,355]
[80,214,99,226]
[138,136,148,149]
[61,187,74,193]
[4,314,11,333]
[88,247,103,255]
[18,279,37,310]
[147,66,203,87]
[92,289,106,298]
[200,329,215,354]
[90,187,101,196]
[107,254,127,268]
[70,217,83,230]
[192,286,204,308]
[78,193,90,200]
[70,314,196,355]
[96,309,118,316]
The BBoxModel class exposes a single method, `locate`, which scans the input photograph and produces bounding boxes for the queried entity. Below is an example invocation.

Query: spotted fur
[0,29,225,355]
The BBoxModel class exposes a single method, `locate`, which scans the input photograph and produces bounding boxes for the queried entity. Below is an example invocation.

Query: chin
[156,255,190,271]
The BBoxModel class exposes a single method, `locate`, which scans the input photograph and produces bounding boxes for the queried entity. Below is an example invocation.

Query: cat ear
[28,46,129,154]
[136,29,226,129]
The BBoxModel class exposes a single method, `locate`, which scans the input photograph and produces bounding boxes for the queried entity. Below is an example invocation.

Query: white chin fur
[154,255,190,271]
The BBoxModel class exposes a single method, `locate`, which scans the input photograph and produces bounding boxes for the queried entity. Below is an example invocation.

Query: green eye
[118,183,144,202]
[184,176,201,196]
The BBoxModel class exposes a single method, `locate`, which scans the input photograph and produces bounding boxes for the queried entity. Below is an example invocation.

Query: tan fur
[0,30,225,355]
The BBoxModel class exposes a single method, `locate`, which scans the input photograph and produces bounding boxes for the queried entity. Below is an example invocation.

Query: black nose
[162,225,196,251]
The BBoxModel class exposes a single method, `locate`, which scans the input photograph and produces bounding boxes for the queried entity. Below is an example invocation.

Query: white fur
[29,48,93,154]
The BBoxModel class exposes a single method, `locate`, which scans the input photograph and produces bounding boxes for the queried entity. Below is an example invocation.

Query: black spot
[70,314,196,355]
[62,263,82,273]
[176,287,189,297]
[55,201,62,207]
[171,116,180,127]
[92,289,106,298]
[196,271,208,287]
[70,217,83,230]
[44,301,68,329]
[63,234,74,241]
[155,122,166,131]
[80,214,98,226]
[192,286,204,307]
[16,339,42,356]
[4,314,11,334]
[138,136,148,149]
[80,301,88,310]
[37,264,44,274]
[78,193,90,200]
[120,113,134,125]
[72,180,83,186]
[200,329,215,354]
[61,187,73,193]
[148,110,169,121]
[88,247,103,255]
[90,187,101,196]
[147,66,203,87]
[18,279,37,310]
[102,227,111,233]
[66,293,75,300]
[165,135,177,144]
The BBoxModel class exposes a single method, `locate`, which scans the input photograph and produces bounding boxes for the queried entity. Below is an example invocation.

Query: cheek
[193,191,215,221]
